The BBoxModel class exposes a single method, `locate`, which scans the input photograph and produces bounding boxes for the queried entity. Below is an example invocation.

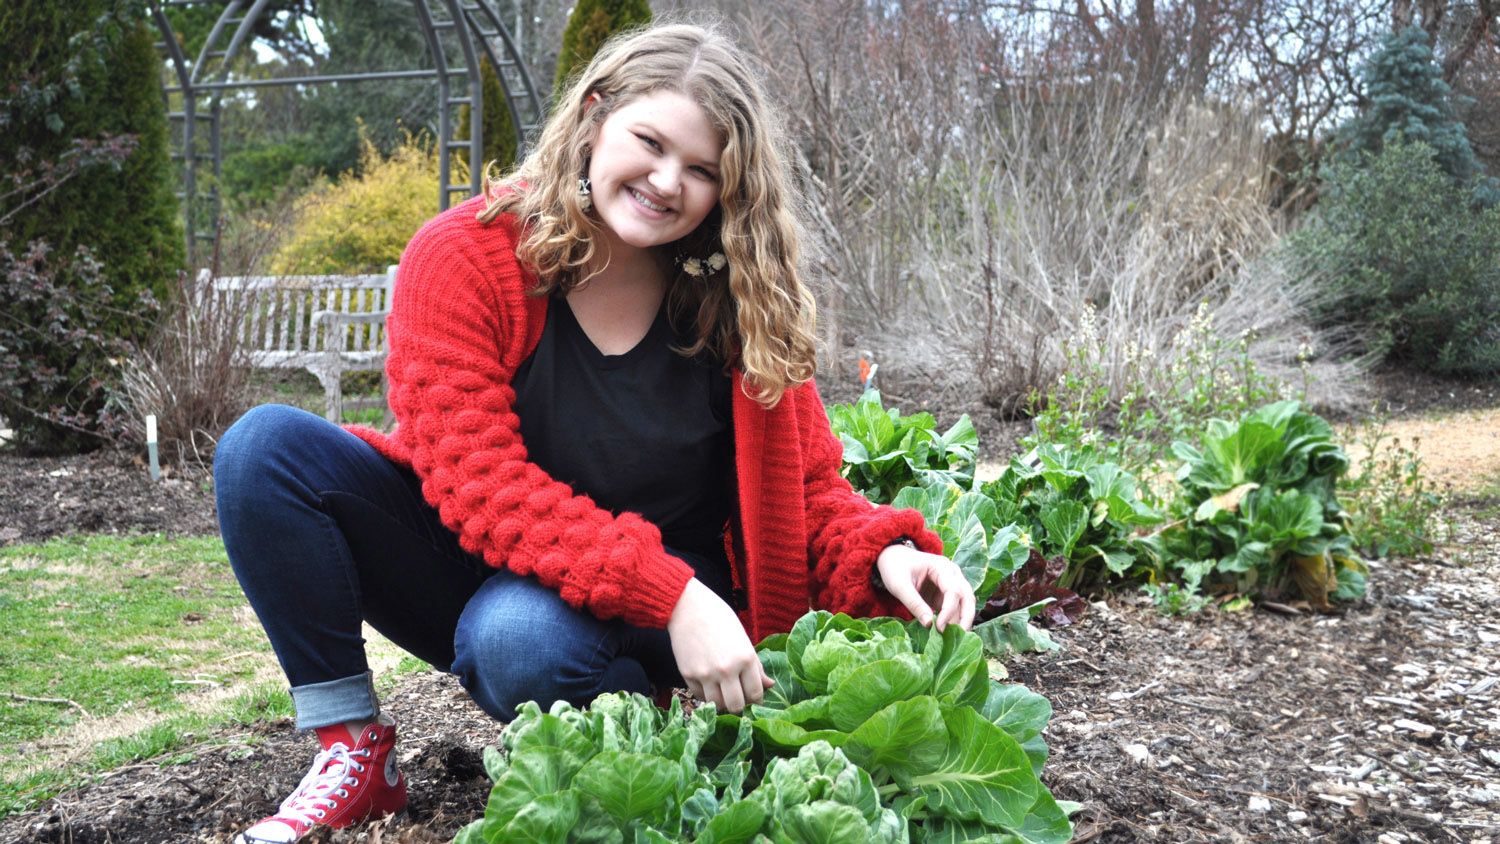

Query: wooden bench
[203,265,397,423]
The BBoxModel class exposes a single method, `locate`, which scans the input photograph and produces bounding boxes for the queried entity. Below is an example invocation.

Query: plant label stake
[859,352,878,391]
[146,414,161,481]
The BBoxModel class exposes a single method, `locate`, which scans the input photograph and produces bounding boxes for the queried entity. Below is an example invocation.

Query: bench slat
[290,288,306,352]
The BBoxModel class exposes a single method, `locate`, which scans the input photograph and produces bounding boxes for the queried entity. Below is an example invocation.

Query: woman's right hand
[667,578,773,713]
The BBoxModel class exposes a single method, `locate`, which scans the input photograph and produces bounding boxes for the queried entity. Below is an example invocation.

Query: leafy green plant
[888,483,1028,606]
[751,613,1070,842]
[972,596,1063,662]
[828,390,978,504]
[1140,582,1209,616]
[1026,303,1292,493]
[979,444,1163,590]
[979,550,1088,631]
[457,610,1071,843]
[1338,415,1443,558]
[453,693,726,842]
[1145,401,1368,606]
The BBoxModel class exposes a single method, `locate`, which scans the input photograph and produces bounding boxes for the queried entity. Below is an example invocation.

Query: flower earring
[578,177,593,212]
[679,251,727,278]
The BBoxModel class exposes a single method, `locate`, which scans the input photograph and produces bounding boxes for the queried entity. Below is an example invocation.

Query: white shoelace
[274,743,370,826]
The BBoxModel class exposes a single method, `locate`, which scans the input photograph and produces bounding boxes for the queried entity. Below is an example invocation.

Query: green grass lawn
[0,534,415,818]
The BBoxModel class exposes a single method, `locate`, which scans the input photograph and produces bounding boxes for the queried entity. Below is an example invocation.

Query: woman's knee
[452,573,624,720]
[216,404,321,484]
[215,404,359,510]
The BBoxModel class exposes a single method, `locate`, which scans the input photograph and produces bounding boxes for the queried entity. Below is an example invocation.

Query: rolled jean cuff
[290,672,379,730]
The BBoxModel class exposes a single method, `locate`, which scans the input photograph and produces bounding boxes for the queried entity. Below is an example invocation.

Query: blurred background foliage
[554,0,653,98]
[1,0,1497,456]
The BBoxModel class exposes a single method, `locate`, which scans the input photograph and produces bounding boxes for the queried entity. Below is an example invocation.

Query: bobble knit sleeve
[797,380,945,618]
[384,212,694,629]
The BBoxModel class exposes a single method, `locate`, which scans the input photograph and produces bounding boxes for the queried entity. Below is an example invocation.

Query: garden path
[1360,408,1500,494]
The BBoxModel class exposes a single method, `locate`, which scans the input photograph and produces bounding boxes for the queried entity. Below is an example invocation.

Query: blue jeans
[214,404,729,727]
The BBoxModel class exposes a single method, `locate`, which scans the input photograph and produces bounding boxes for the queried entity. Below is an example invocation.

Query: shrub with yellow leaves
[270,130,449,275]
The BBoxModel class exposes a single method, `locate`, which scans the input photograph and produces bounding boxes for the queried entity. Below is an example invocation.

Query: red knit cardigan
[347,197,943,642]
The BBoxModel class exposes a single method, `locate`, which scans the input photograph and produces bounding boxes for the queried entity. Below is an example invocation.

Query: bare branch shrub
[115,203,292,470]
[738,0,1366,417]
[118,271,255,469]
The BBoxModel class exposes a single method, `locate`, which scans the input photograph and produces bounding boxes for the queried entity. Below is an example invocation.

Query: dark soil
[1362,366,1500,417]
[0,452,220,547]
[1,366,1497,843]
[4,678,508,844]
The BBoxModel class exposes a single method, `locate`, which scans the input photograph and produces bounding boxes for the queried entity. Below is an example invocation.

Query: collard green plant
[744,612,1070,842]
[829,390,978,504]
[458,610,1071,843]
[972,598,1063,662]
[979,444,1163,591]
[889,483,1029,606]
[885,479,1069,659]
[454,692,723,843]
[1145,401,1368,606]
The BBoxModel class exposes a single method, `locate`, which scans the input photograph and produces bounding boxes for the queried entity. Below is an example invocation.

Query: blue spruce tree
[1335,25,1497,204]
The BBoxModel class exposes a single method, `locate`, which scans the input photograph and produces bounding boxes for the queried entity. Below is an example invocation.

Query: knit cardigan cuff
[626,552,697,629]
[820,507,945,619]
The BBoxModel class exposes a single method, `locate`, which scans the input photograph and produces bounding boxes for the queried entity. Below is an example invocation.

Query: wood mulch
[1,365,1497,843]
[1017,500,1500,843]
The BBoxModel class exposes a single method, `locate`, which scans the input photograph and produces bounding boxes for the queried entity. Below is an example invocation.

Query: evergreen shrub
[0,3,182,452]
[1335,26,1498,204]
[1,9,181,314]
[269,133,439,274]
[1289,140,1500,375]
[553,0,652,97]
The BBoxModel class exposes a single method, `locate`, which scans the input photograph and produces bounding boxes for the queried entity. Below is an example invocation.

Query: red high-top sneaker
[233,713,407,843]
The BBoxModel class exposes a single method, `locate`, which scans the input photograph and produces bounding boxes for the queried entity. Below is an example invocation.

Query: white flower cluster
[681,251,727,278]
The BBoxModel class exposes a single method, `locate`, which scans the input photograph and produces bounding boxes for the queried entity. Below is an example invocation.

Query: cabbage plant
[454,610,1074,843]
[1144,400,1368,605]
[829,389,978,504]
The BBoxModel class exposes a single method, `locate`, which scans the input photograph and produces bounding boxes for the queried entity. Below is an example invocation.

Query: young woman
[215,22,974,844]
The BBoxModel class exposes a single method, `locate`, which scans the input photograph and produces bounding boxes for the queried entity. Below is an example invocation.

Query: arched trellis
[149,0,545,267]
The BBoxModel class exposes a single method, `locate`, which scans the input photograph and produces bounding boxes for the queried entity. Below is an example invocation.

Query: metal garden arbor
[149,0,545,266]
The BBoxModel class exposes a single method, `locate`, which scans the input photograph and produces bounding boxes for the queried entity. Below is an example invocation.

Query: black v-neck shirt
[510,294,735,576]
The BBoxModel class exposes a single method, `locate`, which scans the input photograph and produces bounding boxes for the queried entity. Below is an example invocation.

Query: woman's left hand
[875,543,976,632]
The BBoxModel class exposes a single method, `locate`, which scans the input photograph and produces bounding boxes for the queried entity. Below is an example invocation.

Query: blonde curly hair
[477,22,817,408]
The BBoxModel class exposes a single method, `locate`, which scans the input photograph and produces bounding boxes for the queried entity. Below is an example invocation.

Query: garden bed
[0,367,1496,843]
[2,497,1494,843]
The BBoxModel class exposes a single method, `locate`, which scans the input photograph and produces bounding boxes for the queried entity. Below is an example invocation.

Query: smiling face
[586,89,725,252]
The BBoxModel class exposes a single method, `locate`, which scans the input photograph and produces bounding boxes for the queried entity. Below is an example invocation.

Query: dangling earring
[578,177,593,212]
